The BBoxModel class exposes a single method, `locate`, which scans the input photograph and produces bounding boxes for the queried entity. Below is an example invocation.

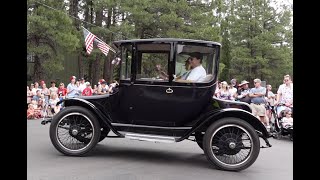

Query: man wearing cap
[66,76,79,98]
[82,82,93,96]
[176,52,206,83]
[249,79,269,128]
[236,80,251,103]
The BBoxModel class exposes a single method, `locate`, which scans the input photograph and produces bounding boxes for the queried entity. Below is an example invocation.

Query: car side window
[175,44,216,83]
[120,44,132,80]
[135,43,170,82]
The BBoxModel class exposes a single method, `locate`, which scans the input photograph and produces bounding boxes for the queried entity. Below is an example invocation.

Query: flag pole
[82,26,116,53]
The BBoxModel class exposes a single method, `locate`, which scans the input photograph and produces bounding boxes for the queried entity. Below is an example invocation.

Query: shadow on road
[88,143,214,169]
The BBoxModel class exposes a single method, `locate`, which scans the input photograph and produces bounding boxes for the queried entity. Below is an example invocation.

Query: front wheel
[49,106,101,156]
[203,118,260,171]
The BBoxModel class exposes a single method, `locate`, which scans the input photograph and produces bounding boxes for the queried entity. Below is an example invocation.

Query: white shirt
[229,87,237,100]
[186,65,206,82]
[79,83,86,92]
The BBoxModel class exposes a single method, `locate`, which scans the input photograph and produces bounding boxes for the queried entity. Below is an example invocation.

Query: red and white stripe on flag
[97,41,110,56]
[85,32,96,54]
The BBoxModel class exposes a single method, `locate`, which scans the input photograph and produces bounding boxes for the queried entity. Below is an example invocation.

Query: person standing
[49,80,58,96]
[249,79,269,129]
[236,80,251,103]
[275,74,293,116]
[41,83,50,104]
[78,78,86,93]
[66,76,79,98]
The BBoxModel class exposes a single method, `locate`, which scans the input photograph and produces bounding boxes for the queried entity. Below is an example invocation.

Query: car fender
[57,98,122,136]
[177,108,269,141]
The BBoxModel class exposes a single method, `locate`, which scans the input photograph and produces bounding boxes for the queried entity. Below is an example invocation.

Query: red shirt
[82,87,92,96]
[58,88,67,96]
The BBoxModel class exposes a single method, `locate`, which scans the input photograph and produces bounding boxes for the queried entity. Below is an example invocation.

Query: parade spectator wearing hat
[49,80,58,96]
[82,82,93,96]
[236,80,251,103]
[66,76,79,98]
[249,79,269,128]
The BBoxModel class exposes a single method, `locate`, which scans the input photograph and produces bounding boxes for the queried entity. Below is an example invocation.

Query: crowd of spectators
[27,75,119,119]
[213,75,293,131]
[27,74,293,130]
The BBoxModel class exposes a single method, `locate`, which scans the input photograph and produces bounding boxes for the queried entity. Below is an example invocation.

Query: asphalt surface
[27,119,293,180]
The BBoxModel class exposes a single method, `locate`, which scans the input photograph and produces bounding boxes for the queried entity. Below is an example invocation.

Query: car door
[118,42,213,127]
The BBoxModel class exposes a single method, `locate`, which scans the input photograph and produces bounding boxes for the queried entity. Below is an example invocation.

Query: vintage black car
[42,38,271,171]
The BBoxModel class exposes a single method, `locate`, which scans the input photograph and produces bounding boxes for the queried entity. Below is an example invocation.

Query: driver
[176,52,206,83]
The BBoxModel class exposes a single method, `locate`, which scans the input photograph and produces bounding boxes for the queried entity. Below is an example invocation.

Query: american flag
[82,28,96,54]
[96,40,110,56]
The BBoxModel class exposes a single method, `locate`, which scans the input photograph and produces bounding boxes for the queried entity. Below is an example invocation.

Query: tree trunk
[92,56,100,85]
[85,0,94,82]
[33,55,42,83]
[88,61,92,84]
[92,7,103,83]
[78,55,83,78]
[103,56,111,82]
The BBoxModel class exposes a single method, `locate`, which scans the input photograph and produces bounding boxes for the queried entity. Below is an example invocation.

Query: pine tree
[27,0,79,82]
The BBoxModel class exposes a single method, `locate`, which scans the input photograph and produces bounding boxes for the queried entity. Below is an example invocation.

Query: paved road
[27,120,292,180]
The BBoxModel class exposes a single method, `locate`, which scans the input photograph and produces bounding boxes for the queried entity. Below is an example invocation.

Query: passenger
[175,57,192,80]
[155,64,169,80]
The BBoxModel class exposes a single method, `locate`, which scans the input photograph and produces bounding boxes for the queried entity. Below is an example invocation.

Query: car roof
[113,38,221,47]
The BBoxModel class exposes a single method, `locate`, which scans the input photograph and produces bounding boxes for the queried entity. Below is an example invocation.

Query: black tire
[49,106,101,156]
[203,117,260,171]
[195,132,204,150]
[99,127,110,142]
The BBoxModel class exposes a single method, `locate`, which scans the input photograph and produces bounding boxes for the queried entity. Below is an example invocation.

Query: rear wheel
[49,106,101,156]
[203,118,260,171]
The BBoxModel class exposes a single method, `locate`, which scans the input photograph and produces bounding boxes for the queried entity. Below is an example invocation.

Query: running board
[122,132,179,143]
